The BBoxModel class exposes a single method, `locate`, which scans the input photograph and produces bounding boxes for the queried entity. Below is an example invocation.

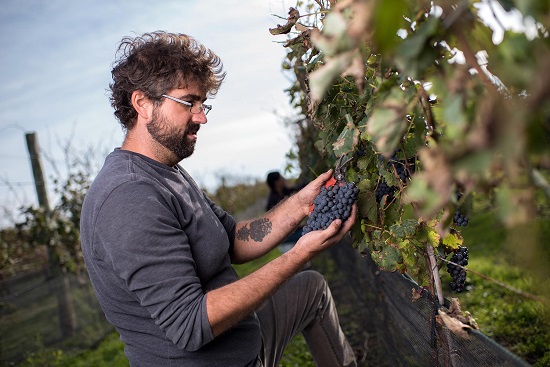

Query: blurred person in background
[265,171,296,211]
[265,171,306,254]
[80,31,357,367]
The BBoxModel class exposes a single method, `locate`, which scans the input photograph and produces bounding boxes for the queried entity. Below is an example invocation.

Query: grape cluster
[453,210,469,227]
[302,182,359,235]
[447,246,469,292]
[389,153,410,183]
[453,191,469,227]
[375,181,396,204]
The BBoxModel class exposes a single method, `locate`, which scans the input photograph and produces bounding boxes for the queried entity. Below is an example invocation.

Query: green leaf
[373,0,408,54]
[376,244,403,271]
[395,17,440,78]
[404,175,442,216]
[309,51,354,102]
[357,154,375,171]
[390,218,418,239]
[359,190,378,224]
[383,200,402,227]
[333,117,360,156]
[311,12,353,56]
[440,94,467,141]
[367,94,408,157]
[356,235,370,253]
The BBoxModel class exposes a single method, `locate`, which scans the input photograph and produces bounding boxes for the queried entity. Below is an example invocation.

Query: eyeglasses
[161,94,212,115]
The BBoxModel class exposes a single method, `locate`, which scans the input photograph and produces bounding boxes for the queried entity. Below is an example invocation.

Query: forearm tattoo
[236,218,272,242]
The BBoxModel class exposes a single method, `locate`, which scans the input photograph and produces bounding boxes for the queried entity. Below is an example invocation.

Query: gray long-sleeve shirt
[80,149,262,366]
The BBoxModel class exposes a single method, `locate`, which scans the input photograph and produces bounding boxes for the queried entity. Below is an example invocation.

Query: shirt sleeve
[93,180,213,352]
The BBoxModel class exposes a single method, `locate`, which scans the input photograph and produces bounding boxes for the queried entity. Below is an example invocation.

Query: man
[266,171,291,211]
[81,31,357,367]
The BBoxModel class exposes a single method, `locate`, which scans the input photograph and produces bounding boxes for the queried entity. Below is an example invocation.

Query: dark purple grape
[446,246,469,292]
[302,182,359,235]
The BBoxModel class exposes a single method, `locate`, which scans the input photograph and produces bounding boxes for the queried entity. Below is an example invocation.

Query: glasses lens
[189,104,209,115]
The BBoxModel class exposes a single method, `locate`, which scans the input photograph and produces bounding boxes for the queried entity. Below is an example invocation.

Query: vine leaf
[358,190,377,224]
[367,92,407,157]
[311,11,352,56]
[308,1,373,101]
[309,51,355,102]
[405,148,453,217]
[442,232,463,250]
[389,219,418,239]
[333,117,360,156]
[374,244,403,271]
[395,17,440,79]
[417,224,441,248]
[383,201,401,227]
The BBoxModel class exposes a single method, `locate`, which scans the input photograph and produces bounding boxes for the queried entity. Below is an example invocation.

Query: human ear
[131,90,153,121]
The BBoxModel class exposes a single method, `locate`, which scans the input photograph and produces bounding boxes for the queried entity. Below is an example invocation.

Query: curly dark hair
[109,31,226,130]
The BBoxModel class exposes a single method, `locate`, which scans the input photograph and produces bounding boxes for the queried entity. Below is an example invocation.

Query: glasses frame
[161,94,212,115]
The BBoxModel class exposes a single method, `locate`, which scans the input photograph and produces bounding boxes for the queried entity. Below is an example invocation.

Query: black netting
[1,238,533,366]
[0,269,113,366]
[316,237,531,367]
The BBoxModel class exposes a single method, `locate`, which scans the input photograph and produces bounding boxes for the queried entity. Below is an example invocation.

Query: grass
[17,248,315,367]
[441,208,550,366]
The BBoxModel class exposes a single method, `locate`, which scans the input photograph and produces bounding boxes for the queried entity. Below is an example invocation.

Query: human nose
[191,109,208,124]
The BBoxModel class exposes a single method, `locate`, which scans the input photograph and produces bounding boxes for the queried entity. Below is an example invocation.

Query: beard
[147,107,200,160]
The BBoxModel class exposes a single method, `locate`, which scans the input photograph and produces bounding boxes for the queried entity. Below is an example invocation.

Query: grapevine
[271,1,550,301]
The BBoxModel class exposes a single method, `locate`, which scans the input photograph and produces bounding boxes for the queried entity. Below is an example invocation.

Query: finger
[324,218,342,235]
[340,204,357,233]
[347,204,357,223]
[313,169,333,186]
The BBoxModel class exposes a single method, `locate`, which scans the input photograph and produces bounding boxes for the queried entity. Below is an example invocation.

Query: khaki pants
[256,270,357,367]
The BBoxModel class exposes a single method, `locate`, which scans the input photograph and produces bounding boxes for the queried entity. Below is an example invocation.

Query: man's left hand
[294,169,334,216]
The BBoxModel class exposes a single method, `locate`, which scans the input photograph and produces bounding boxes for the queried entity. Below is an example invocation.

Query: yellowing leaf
[442,232,463,250]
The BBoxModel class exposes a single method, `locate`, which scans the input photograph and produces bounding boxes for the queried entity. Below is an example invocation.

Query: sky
[0,1,537,223]
[0,0,299,217]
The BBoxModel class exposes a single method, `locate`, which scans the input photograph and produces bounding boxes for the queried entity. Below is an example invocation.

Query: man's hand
[294,203,357,256]
[230,169,342,264]
[207,203,356,337]
[294,170,334,216]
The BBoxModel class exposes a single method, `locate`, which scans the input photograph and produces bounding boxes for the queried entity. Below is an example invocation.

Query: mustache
[186,123,200,135]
